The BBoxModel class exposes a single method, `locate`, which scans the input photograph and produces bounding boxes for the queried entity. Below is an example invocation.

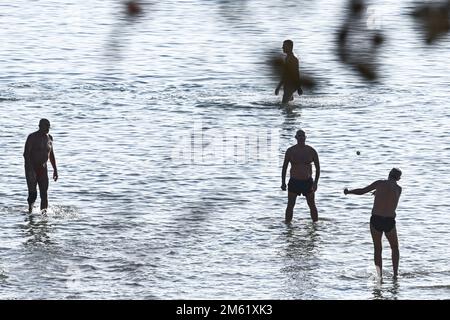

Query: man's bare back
[372,179,402,218]
[24,131,53,170]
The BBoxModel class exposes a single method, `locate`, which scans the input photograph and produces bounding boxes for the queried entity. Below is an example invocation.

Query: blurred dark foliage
[411,1,450,44]
[336,0,384,81]
[126,1,142,16]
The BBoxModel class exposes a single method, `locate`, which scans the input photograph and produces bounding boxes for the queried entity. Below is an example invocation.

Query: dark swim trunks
[288,177,313,196]
[370,215,396,233]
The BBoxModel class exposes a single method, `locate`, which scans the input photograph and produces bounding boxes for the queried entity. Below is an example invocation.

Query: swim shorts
[288,177,314,196]
[370,214,396,233]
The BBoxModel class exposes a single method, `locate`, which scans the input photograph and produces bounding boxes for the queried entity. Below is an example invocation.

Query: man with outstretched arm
[344,168,402,278]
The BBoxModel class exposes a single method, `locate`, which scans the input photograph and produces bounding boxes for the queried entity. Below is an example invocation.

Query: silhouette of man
[281,129,320,223]
[344,168,402,278]
[23,119,58,213]
[275,39,303,104]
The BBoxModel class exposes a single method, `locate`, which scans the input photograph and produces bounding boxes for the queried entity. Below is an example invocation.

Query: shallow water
[0,0,449,299]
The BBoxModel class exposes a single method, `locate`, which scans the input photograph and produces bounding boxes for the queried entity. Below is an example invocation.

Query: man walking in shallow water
[344,168,402,278]
[281,129,320,223]
[23,118,58,214]
[275,39,303,104]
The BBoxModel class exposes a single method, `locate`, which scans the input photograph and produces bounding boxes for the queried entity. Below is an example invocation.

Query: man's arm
[312,148,320,191]
[49,135,58,181]
[275,59,287,95]
[281,149,290,190]
[275,79,284,95]
[23,135,32,168]
[344,181,380,195]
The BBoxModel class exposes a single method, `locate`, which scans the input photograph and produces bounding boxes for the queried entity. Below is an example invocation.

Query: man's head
[389,168,402,181]
[283,40,294,54]
[39,118,50,134]
[295,129,306,143]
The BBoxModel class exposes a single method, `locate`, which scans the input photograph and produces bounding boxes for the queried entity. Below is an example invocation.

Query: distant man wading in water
[344,168,402,278]
[281,129,320,223]
[23,118,58,213]
[275,39,303,104]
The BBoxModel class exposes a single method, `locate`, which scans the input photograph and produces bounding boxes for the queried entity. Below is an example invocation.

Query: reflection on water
[280,106,302,142]
[284,223,319,259]
[281,223,320,298]
[22,214,53,246]
[372,278,400,300]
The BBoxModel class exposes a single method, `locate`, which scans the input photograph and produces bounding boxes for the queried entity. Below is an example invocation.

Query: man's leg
[305,192,318,222]
[385,227,399,278]
[37,171,49,212]
[370,224,383,277]
[282,87,296,104]
[285,192,297,224]
[26,170,38,213]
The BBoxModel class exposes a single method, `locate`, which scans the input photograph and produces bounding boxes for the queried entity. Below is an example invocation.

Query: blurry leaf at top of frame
[411,1,450,44]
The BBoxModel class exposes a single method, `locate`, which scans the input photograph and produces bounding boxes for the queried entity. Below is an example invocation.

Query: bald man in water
[344,168,402,278]
[281,129,320,223]
[23,119,58,213]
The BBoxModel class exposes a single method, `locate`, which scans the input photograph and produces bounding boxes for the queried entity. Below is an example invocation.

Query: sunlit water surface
[0,0,449,299]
